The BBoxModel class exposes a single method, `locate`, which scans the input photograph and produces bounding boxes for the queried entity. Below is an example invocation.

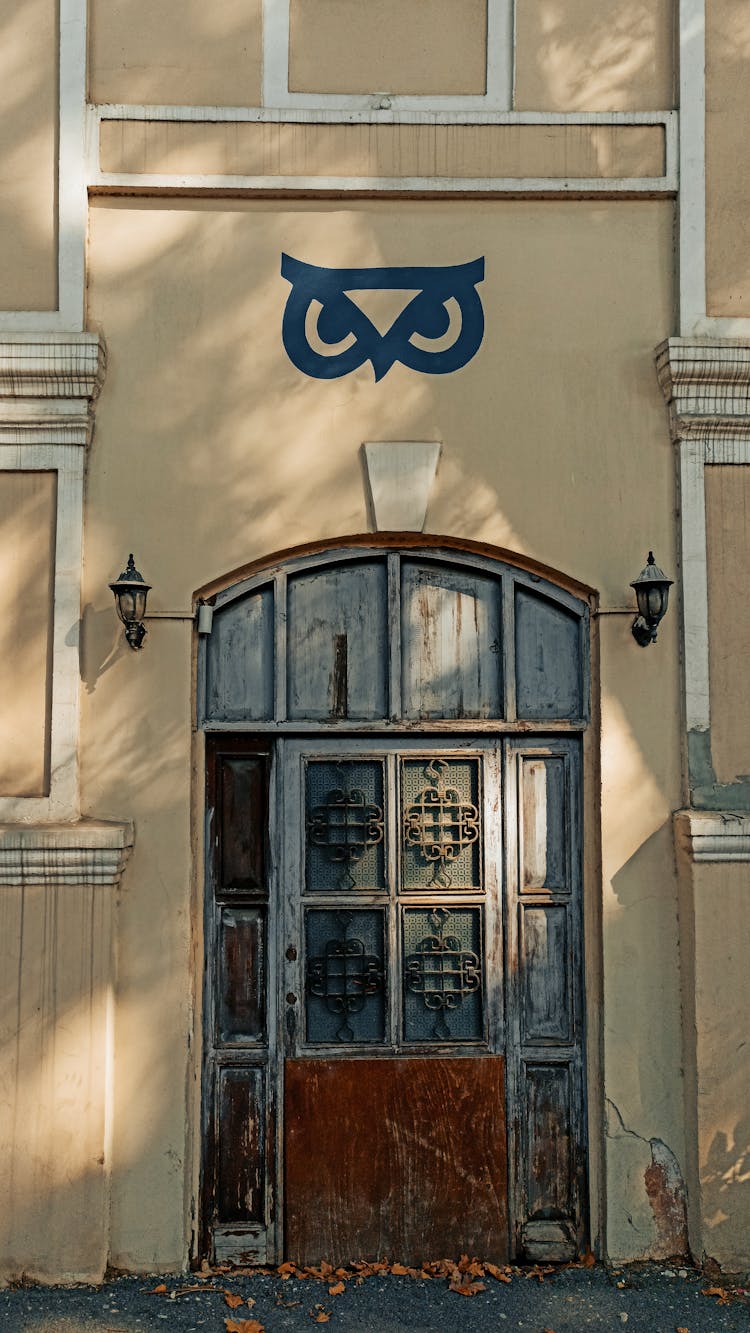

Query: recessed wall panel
[0,473,55,795]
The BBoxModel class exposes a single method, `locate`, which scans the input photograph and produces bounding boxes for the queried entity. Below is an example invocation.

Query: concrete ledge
[655,338,750,442]
[0,335,106,402]
[674,809,750,862]
[0,820,134,886]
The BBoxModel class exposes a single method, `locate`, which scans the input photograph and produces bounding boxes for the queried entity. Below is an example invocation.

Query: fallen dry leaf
[328,1281,345,1296]
[702,1285,731,1305]
[225,1293,245,1310]
[149,1284,168,1295]
[278,1261,298,1280]
[224,1319,265,1333]
[310,1307,331,1323]
[485,1262,512,1283]
[448,1276,486,1297]
[390,1263,410,1276]
[676,1327,689,1332]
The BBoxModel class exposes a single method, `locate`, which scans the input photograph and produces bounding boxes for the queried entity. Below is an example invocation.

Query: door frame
[194,537,599,1266]
[199,729,588,1264]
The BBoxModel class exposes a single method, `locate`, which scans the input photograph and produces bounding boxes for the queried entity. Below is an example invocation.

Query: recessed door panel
[285,1056,507,1265]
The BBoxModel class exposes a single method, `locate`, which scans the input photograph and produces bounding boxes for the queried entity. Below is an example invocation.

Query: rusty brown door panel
[284,1056,508,1265]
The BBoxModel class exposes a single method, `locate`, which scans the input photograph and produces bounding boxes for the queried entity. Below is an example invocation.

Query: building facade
[0,0,748,1283]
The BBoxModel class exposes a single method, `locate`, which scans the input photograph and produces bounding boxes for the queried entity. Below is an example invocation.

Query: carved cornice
[0,335,106,446]
[0,821,134,887]
[655,338,750,447]
[674,810,750,863]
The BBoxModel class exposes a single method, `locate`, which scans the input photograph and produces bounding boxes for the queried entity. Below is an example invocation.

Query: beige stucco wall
[0,471,55,797]
[676,848,750,1272]
[88,0,262,107]
[81,196,682,1268]
[706,0,750,316]
[514,0,674,112]
[288,0,486,95]
[99,121,665,181]
[0,880,113,1282]
[705,466,750,784]
[0,0,57,310]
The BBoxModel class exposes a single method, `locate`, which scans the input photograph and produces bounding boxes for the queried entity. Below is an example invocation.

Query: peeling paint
[606,1100,689,1261]
[687,728,750,810]
[644,1139,689,1260]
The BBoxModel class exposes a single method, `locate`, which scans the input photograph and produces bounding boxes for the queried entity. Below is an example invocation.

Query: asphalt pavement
[1,1261,748,1333]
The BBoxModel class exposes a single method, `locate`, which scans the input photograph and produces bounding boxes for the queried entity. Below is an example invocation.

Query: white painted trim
[262,0,512,112]
[88,106,676,195]
[0,336,106,823]
[676,811,750,862]
[678,439,710,734]
[678,0,706,335]
[0,0,88,332]
[0,821,133,886]
[91,173,675,196]
[57,0,88,329]
[93,105,675,127]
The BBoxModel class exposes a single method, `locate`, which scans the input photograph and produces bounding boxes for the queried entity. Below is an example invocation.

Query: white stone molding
[656,339,750,438]
[0,335,106,822]
[0,822,134,887]
[0,336,106,401]
[675,811,750,862]
[656,338,750,804]
[363,442,441,531]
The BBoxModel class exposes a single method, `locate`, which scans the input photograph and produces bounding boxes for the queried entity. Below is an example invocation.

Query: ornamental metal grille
[403,906,483,1041]
[305,909,386,1043]
[305,760,385,891]
[402,758,481,889]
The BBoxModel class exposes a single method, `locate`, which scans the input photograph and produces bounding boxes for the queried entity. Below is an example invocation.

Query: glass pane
[305,909,386,1044]
[401,757,482,890]
[217,907,266,1043]
[403,906,484,1042]
[305,760,386,891]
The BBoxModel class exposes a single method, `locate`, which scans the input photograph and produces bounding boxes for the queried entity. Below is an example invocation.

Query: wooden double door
[202,735,586,1267]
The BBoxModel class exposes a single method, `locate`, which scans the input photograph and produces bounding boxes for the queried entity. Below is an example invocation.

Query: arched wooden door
[199,544,590,1267]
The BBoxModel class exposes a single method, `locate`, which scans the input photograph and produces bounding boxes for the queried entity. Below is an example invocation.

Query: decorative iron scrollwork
[404,758,480,887]
[307,773,384,889]
[306,911,384,1042]
[405,907,481,1040]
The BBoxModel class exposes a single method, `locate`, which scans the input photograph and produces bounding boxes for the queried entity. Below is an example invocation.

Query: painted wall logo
[281,254,485,381]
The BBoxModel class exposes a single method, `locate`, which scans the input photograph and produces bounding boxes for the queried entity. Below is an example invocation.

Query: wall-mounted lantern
[109,554,151,650]
[630,551,673,646]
